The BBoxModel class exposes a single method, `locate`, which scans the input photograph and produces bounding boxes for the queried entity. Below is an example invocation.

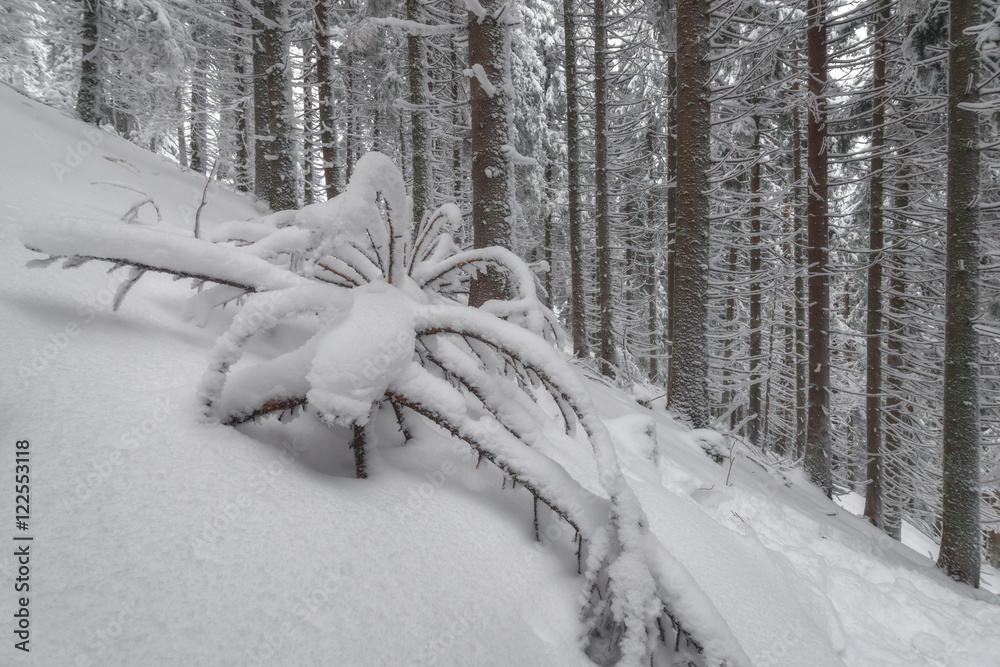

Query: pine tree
[669,0,711,427]
[938,0,982,587]
[468,0,514,305]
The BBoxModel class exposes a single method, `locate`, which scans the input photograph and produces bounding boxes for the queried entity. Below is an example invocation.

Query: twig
[194,159,219,239]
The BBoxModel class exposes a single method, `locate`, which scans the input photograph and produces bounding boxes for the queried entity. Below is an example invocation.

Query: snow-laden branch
[464,64,497,97]
[21,219,301,293]
[464,0,488,22]
[368,17,462,37]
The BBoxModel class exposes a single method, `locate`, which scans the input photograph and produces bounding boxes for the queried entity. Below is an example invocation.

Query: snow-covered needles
[22,151,747,667]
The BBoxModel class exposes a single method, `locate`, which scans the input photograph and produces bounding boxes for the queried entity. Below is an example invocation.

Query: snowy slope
[2,84,999,666]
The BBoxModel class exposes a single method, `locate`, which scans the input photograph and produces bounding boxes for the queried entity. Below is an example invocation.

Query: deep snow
[1,84,999,666]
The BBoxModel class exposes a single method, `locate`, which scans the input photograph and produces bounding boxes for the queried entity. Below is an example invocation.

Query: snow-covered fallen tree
[22,152,748,667]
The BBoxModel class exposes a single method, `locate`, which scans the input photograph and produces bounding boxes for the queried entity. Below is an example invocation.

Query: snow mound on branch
[21,218,300,292]
[307,281,417,427]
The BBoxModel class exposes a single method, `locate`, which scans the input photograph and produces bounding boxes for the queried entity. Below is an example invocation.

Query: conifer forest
[2,0,1000,663]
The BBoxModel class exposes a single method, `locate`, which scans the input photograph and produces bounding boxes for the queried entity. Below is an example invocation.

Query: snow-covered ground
[1,84,998,666]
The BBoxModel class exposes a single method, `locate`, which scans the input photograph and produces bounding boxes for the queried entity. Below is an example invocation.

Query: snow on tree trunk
[748,113,762,447]
[468,0,514,306]
[938,0,982,588]
[669,0,711,429]
[232,22,251,193]
[77,0,102,126]
[252,0,298,212]
[864,0,889,531]
[594,0,614,376]
[563,0,588,357]
[805,0,832,496]
[314,0,340,200]
[190,37,208,175]
[407,0,433,224]
[791,57,807,461]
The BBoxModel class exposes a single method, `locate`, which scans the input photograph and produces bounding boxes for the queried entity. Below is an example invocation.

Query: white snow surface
[2,84,1000,666]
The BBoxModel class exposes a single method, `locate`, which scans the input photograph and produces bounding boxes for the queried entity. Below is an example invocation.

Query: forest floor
[2,83,999,666]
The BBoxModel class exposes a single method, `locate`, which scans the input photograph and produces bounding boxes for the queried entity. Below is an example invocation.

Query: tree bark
[77,0,102,125]
[669,0,711,428]
[864,0,889,530]
[594,0,614,376]
[805,0,832,495]
[468,0,513,306]
[407,0,433,223]
[259,0,297,211]
[314,0,339,200]
[749,114,763,446]
[938,0,982,587]
[564,0,588,356]
[791,48,807,460]
[190,39,208,175]
[231,27,250,193]
[665,53,677,395]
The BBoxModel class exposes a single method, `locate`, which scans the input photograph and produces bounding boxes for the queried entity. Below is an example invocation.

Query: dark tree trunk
[314,0,339,200]
[232,31,250,193]
[468,0,513,306]
[665,53,677,395]
[77,0,102,125]
[251,5,271,202]
[938,0,982,588]
[645,126,659,382]
[791,51,807,460]
[805,0,832,495]
[176,87,188,169]
[189,40,208,175]
[407,0,432,222]
[864,0,890,530]
[884,164,909,540]
[259,0,297,211]
[594,0,614,376]
[669,0,711,428]
[564,0,588,356]
[345,50,355,184]
[749,114,763,446]
[303,59,316,206]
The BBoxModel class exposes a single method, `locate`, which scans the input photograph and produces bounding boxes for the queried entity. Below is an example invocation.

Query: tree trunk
[232,33,250,193]
[805,0,832,495]
[791,49,807,460]
[251,4,271,202]
[190,40,208,175]
[303,58,316,206]
[863,0,889,530]
[669,0,711,428]
[594,0,614,376]
[665,53,677,395]
[314,0,339,200]
[176,87,188,169]
[77,0,102,125]
[938,0,982,587]
[645,126,659,382]
[407,0,433,223]
[468,0,513,306]
[884,164,908,540]
[259,0,297,211]
[564,0,588,356]
[749,114,763,446]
